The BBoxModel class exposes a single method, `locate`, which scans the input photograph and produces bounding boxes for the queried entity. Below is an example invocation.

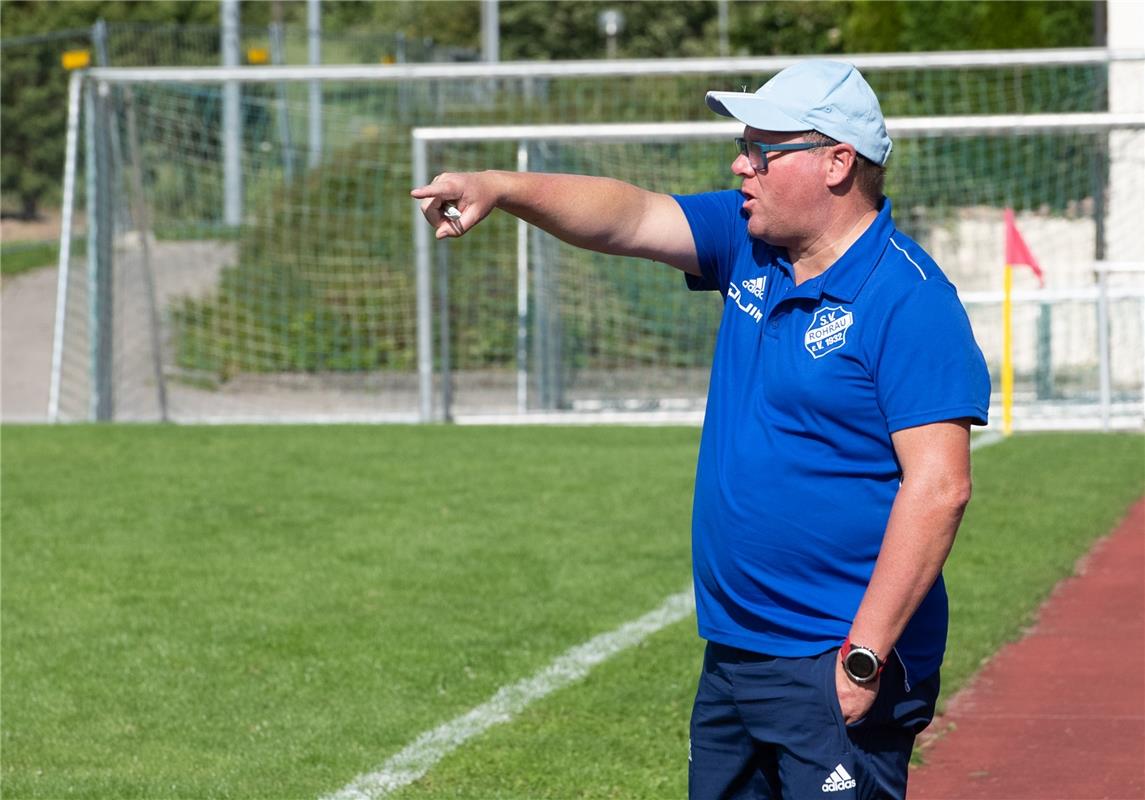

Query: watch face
[845,650,878,681]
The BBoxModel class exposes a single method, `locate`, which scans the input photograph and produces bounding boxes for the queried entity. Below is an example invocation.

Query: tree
[0,0,216,219]
[843,0,1093,52]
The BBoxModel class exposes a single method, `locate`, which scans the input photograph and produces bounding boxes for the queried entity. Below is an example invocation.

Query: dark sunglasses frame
[734,137,829,173]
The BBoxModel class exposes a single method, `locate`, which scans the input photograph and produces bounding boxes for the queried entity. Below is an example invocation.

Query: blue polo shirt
[675,191,990,685]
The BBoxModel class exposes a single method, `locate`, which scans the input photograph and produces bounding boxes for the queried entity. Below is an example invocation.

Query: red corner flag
[1004,208,1045,286]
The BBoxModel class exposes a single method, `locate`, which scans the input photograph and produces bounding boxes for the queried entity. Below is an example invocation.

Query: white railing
[1095,261,1145,430]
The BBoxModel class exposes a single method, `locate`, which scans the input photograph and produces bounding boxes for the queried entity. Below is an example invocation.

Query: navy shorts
[689,642,940,799]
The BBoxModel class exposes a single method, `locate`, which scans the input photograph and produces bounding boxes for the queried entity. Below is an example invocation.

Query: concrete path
[910,497,1145,799]
[1,242,236,423]
[1,266,56,422]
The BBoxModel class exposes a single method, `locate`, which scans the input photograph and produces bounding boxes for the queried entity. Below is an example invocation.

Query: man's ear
[825,145,857,190]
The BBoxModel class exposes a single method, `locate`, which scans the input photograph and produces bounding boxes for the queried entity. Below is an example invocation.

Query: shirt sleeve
[873,279,991,432]
[672,190,745,296]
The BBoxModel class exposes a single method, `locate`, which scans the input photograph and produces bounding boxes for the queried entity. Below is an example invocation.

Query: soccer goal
[48,51,1144,427]
[411,114,1145,428]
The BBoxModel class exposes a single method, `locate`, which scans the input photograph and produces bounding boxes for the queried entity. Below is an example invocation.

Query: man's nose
[732,153,755,178]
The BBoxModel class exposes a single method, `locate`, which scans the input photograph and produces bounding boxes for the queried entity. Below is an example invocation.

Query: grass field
[2,426,1142,799]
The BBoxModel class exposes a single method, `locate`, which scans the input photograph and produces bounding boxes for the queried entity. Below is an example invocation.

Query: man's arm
[835,418,973,722]
[410,171,701,276]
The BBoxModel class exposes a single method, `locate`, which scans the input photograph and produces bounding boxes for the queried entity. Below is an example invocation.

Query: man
[412,60,990,799]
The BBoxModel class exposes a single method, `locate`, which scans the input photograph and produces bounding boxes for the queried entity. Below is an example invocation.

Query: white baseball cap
[706,60,892,166]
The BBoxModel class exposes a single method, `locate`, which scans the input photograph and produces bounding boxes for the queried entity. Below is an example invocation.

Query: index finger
[411,173,457,198]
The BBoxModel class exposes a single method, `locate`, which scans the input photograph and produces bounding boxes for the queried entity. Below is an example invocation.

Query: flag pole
[1001,207,1044,436]
[1002,263,1014,436]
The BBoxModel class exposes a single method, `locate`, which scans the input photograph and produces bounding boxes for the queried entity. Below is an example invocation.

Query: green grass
[0,240,63,276]
[0,229,229,279]
[1,427,1141,799]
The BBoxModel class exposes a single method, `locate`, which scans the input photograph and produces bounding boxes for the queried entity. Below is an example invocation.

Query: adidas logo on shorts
[821,763,857,792]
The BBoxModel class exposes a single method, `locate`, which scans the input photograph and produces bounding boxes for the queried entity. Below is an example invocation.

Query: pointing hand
[410,172,496,240]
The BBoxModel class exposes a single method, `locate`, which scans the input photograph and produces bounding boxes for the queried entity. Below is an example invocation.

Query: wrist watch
[841,637,884,684]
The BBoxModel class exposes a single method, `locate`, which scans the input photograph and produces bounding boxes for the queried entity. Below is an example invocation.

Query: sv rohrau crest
[804,305,854,359]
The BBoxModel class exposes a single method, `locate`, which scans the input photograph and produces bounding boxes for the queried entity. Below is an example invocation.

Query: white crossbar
[412,113,1145,145]
[83,47,1144,85]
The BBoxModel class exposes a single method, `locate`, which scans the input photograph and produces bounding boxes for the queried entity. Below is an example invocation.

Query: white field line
[322,588,696,800]
[971,430,1005,451]
[325,434,1001,799]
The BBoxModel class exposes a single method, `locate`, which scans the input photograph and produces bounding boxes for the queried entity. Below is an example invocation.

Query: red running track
[910,497,1145,800]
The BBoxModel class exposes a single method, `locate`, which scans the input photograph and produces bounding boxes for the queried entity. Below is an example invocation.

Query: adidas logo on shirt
[741,276,766,299]
[821,763,856,792]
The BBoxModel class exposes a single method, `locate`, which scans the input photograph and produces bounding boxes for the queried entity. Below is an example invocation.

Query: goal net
[50,53,1144,427]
